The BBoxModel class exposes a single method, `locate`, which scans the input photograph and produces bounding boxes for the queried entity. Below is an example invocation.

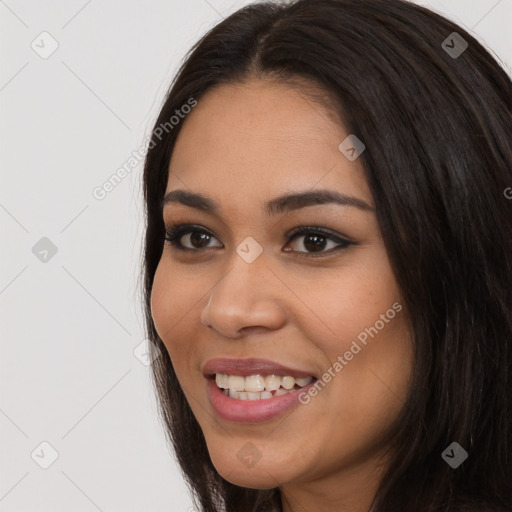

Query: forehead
[166,80,371,210]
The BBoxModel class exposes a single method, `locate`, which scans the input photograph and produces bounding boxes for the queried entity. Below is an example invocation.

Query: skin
[150,78,414,512]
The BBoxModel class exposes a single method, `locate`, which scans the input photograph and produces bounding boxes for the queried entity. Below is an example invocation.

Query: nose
[200,250,287,338]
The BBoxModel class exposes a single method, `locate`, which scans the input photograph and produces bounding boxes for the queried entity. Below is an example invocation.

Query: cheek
[150,260,194,354]
[298,254,412,433]
[150,263,171,340]
[150,261,204,393]
[295,251,403,351]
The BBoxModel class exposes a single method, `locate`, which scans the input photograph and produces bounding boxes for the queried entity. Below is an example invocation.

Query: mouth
[203,358,318,418]
[205,371,318,423]
[208,373,316,400]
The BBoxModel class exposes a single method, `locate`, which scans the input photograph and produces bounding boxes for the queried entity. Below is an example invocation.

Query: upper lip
[203,358,316,378]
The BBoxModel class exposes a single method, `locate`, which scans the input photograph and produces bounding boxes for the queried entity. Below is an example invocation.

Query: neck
[279,451,389,512]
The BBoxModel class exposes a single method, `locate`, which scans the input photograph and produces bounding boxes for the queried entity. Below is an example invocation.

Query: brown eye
[284,226,353,256]
[182,232,214,249]
[164,223,353,257]
[165,225,222,250]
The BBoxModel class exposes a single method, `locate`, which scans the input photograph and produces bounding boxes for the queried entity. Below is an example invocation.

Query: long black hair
[141,0,512,510]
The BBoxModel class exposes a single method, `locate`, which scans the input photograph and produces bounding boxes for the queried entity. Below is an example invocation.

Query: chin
[209,450,296,490]
[218,468,284,490]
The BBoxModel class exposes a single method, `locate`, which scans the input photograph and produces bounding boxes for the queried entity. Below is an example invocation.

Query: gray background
[1,0,511,511]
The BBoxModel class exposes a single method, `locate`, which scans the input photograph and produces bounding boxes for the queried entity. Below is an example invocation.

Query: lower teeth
[222,385,303,400]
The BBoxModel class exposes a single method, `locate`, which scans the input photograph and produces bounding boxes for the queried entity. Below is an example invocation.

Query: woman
[141,0,512,510]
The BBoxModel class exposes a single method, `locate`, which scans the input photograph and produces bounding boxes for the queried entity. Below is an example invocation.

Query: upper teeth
[215,373,313,392]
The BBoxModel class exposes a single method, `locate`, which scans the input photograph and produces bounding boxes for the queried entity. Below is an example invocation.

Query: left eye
[286,230,351,254]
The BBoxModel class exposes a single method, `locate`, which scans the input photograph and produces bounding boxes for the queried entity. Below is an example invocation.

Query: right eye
[164,224,223,251]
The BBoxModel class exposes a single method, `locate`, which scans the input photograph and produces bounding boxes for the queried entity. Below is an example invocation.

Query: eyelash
[163,223,354,258]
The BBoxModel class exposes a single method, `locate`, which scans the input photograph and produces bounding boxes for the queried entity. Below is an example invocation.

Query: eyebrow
[161,189,374,216]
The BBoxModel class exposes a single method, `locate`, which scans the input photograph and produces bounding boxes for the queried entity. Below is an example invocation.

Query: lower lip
[206,378,316,423]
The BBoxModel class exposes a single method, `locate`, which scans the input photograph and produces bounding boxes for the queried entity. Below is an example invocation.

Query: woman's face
[151,79,413,502]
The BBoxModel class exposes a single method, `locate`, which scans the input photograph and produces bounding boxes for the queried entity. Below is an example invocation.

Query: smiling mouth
[211,373,316,400]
